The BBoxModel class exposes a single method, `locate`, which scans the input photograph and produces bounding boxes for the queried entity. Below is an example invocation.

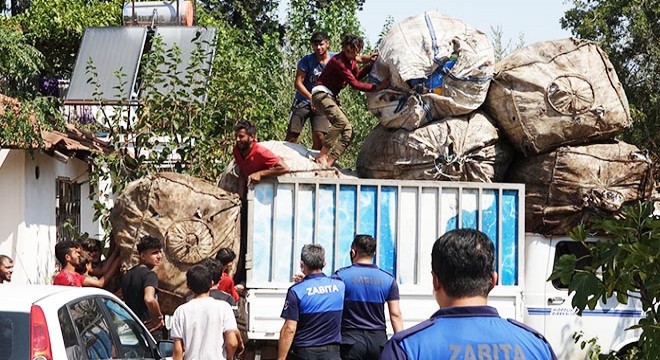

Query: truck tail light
[30,304,52,360]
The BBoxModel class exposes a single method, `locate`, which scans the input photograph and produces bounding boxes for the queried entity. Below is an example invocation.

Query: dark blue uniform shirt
[281,272,345,348]
[381,306,557,360]
[333,263,399,331]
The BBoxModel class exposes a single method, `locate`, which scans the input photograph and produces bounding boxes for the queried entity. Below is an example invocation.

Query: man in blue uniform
[278,244,345,360]
[333,235,403,360]
[381,229,557,360]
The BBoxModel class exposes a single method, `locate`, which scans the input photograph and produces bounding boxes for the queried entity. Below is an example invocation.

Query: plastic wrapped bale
[218,141,356,194]
[111,172,241,314]
[356,111,513,182]
[506,142,654,235]
[486,38,631,155]
[367,11,494,129]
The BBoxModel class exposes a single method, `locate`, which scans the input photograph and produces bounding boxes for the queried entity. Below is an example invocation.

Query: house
[0,95,109,284]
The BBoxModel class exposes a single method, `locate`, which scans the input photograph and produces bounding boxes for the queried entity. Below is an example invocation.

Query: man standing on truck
[380,229,557,360]
[120,235,166,341]
[278,244,345,360]
[333,234,403,360]
[233,121,290,199]
[285,32,334,150]
[311,33,389,167]
[233,121,290,286]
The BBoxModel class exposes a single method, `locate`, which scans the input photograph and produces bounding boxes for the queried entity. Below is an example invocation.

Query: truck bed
[244,178,525,339]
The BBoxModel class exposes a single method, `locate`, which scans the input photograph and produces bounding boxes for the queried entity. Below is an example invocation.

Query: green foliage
[16,0,122,77]
[0,22,44,96]
[549,202,660,358]
[561,0,660,160]
[287,0,364,51]
[0,96,65,148]
[198,0,282,41]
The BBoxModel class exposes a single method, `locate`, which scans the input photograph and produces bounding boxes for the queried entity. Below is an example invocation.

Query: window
[56,178,81,242]
[0,312,30,360]
[58,307,86,360]
[68,298,114,359]
[552,241,593,289]
[101,298,155,359]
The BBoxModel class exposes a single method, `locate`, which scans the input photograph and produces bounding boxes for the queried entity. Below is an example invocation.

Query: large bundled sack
[486,38,631,155]
[111,172,241,314]
[367,11,494,129]
[356,111,513,182]
[218,141,356,193]
[507,142,654,235]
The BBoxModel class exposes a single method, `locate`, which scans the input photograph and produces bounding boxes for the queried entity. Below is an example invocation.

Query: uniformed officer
[278,244,345,360]
[381,229,557,360]
[333,235,403,360]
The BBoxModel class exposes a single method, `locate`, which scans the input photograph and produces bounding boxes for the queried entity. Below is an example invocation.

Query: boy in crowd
[120,235,166,340]
[172,264,241,360]
[216,248,240,302]
[0,255,13,283]
[186,258,236,307]
[53,240,119,287]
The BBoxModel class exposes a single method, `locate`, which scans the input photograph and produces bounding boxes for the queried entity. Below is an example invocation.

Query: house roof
[1,93,108,155]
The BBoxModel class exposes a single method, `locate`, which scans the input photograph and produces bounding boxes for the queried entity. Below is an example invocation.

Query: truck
[238,177,644,359]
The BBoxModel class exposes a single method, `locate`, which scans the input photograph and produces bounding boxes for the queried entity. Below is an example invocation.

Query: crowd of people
[0,32,560,360]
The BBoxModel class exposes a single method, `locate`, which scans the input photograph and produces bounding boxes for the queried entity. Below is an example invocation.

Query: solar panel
[65,27,147,105]
[140,26,217,103]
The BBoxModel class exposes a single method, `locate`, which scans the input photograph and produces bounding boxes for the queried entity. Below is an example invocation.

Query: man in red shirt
[233,121,289,198]
[53,240,120,287]
[311,34,390,167]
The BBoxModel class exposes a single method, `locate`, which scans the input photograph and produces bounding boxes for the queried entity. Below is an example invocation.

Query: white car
[0,285,174,360]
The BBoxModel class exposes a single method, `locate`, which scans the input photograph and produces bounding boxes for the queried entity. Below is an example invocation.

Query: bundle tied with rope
[111,172,241,314]
[357,111,513,182]
[485,38,632,156]
[367,11,494,130]
[506,141,655,235]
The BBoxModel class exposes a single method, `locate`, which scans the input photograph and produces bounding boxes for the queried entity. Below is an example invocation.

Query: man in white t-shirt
[171,264,241,360]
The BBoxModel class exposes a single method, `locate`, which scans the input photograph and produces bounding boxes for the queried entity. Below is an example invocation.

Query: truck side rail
[246,178,525,290]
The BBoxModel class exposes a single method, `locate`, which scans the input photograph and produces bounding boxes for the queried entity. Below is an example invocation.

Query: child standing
[216,248,240,302]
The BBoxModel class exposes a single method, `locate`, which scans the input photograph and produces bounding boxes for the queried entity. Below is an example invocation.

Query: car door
[98,297,158,360]
[62,296,117,360]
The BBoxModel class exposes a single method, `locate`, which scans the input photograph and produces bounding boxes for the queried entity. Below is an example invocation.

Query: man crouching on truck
[233,121,289,198]
[278,244,345,360]
[381,229,557,360]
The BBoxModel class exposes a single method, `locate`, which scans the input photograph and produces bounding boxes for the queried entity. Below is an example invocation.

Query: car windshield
[0,312,30,360]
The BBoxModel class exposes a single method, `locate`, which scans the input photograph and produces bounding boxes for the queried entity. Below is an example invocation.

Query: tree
[16,0,121,78]
[0,22,44,97]
[561,0,660,160]
[198,0,282,41]
[550,202,660,358]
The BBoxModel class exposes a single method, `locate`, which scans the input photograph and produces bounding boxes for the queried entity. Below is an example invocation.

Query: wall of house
[0,149,104,284]
[0,149,26,282]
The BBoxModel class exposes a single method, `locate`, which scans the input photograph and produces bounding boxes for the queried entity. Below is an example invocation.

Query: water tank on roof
[122,0,194,27]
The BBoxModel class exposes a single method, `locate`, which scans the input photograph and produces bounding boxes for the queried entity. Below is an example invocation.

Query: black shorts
[288,102,330,134]
[288,344,341,360]
[340,329,387,360]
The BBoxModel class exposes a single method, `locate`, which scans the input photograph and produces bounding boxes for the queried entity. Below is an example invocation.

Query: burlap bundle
[111,172,241,314]
[507,141,654,235]
[357,111,512,182]
[367,11,494,129]
[486,38,631,155]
